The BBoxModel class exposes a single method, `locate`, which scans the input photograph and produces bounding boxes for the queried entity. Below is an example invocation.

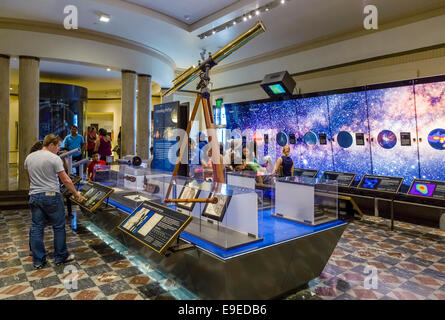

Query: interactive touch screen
[408,179,445,199]
[321,171,356,187]
[358,175,403,193]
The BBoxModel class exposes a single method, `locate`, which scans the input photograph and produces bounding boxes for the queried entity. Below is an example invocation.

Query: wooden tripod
[164,93,225,204]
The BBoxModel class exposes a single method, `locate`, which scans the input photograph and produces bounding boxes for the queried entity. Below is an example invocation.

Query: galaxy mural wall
[225,76,445,186]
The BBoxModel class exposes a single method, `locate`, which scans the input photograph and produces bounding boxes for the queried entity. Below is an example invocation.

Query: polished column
[121,70,136,156]
[136,74,151,159]
[18,56,40,189]
[0,55,10,190]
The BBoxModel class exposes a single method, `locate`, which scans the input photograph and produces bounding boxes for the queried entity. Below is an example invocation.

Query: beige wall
[86,99,121,149]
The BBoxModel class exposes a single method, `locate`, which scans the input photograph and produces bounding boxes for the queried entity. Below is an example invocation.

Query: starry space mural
[225,76,445,186]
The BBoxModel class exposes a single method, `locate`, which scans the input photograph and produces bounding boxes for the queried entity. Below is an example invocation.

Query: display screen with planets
[224,76,445,185]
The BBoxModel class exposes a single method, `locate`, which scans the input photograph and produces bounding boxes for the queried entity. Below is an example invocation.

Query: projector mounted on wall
[260,71,296,98]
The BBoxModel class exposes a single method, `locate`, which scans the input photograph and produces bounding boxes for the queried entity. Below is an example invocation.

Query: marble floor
[0,207,444,300]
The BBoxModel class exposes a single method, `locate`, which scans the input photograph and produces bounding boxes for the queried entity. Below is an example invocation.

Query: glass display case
[226,170,277,210]
[156,175,263,251]
[274,176,338,226]
[108,165,172,210]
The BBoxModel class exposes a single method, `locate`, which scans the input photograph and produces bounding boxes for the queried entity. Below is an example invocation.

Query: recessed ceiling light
[255,10,260,16]
[265,7,270,12]
[212,30,216,34]
[184,15,191,21]
[99,13,111,23]
[10,87,12,90]
[248,14,252,19]
[243,15,247,21]
[233,21,236,25]
[106,68,111,71]
[281,0,285,4]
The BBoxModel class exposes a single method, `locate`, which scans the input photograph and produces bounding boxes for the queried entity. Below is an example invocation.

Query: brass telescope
[162,21,266,97]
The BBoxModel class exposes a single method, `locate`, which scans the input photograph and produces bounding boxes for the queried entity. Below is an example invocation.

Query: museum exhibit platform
[75,165,347,299]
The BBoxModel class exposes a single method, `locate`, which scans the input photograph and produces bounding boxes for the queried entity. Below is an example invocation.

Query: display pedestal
[183,218,262,250]
[79,203,346,299]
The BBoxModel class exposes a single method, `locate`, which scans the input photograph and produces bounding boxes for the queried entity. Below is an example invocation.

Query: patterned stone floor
[0,207,444,300]
[286,216,445,300]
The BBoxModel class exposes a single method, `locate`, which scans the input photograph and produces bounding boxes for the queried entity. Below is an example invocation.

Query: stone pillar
[121,70,136,156]
[136,74,151,159]
[0,55,10,190]
[18,56,40,190]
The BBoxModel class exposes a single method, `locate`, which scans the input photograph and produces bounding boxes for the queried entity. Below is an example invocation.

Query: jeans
[29,192,69,265]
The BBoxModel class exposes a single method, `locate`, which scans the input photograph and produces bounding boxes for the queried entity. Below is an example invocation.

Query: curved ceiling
[1,0,445,89]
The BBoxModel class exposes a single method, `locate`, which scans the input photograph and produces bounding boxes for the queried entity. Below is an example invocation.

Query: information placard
[358,174,404,193]
[321,171,357,187]
[400,132,412,146]
[118,201,192,254]
[355,133,365,146]
[176,181,202,211]
[293,168,319,178]
[408,179,445,199]
[202,193,232,222]
[71,181,114,212]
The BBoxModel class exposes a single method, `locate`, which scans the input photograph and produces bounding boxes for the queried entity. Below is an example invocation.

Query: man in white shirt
[25,134,85,269]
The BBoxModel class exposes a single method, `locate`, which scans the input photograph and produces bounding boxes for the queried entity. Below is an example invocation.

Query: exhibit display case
[274,176,339,226]
[108,165,172,209]
[77,164,347,299]
[226,170,276,210]
[160,175,263,251]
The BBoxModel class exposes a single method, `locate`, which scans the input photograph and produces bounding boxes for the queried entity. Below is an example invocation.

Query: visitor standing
[62,125,85,162]
[273,145,294,177]
[86,126,97,158]
[95,128,112,162]
[25,134,85,269]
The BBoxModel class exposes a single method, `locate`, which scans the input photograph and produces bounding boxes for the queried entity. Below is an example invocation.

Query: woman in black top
[273,145,294,177]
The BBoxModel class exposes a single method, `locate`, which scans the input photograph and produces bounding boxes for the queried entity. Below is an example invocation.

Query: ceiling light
[265,7,270,12]
[243,15,247,21]
[106,68,111,71]
[212,30,216,34]
[233,21,236,25]
[255,10,260,16]
[10,87,12,90]
[184,15,191,21]
[281,0,285,4]
[248,14,252,19]
[99,13,111,23]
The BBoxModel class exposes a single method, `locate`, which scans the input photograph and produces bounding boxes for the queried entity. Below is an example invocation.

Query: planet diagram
[428,128,445,150]
[377,130,397,149]
[303,131,318,146]
[337,131,353,148]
